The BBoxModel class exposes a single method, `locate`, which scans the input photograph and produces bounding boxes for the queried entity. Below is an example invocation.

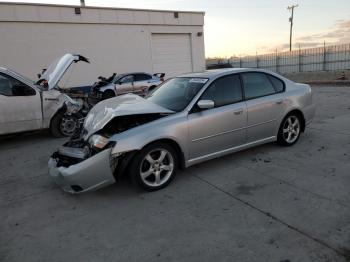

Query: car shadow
[86,141,285,199]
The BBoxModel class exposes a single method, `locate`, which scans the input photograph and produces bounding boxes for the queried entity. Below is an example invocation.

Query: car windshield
[146,77,208,112]
[112,74,125,84]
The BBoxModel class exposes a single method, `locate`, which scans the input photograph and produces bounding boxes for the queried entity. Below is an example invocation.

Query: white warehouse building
[0,2,205,86]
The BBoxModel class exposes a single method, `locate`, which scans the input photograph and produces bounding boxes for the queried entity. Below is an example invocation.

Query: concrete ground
[1,85,350,262]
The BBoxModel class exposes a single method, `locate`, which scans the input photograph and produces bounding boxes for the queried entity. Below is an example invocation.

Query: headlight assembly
[89,134,109,149]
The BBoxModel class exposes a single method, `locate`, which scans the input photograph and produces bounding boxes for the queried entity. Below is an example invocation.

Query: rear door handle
[234,109,243,115]
[275,99,283,105]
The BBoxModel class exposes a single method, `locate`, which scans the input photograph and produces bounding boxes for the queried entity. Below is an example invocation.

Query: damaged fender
[42,92,83,128]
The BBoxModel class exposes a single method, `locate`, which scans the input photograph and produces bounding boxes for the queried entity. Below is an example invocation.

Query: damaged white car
[49,68,315,193]
[0,53,89,137]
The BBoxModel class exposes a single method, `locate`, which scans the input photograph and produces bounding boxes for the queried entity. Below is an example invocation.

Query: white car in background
[0,53,88,137]
[91,72,164,100]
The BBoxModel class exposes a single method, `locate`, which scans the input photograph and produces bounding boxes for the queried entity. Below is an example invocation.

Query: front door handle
[275,99,283,105]
[234,109,243,115]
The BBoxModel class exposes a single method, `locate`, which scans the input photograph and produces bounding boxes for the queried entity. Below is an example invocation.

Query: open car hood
[38,53,89,90]
[83,94,174,138]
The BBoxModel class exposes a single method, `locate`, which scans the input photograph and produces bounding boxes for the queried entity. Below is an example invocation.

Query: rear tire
[130,142,178,191]
[148,85,157,93]
[277,113,302,146]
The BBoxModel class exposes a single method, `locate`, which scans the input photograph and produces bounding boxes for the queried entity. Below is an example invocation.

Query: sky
[3,0,350,57]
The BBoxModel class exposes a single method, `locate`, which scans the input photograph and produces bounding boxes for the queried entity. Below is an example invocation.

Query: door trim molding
[187,136,276,166]
[192,126,246,142]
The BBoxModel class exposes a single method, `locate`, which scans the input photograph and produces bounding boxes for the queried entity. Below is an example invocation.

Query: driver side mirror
[197,100,214,109]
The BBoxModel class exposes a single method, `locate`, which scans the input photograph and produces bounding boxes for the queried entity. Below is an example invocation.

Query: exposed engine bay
[99,113,169,135]
[51,113,169,168]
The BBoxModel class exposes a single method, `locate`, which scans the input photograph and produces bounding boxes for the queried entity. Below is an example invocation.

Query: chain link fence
[209,43,350,74]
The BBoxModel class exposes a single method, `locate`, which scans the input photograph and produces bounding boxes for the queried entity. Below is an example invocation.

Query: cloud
[295,19,350,46]
[258,18,350,54]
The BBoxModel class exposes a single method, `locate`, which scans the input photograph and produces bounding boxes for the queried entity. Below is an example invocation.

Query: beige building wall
[0,3,205,86]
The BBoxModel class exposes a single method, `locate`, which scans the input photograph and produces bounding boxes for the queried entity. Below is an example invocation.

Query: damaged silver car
[49,68,316,193]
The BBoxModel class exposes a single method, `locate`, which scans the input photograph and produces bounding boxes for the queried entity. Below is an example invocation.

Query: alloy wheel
[140,148,174,187]
[282,115,300,144]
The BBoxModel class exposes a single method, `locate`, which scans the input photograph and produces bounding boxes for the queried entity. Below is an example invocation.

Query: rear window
[268,75,285,92]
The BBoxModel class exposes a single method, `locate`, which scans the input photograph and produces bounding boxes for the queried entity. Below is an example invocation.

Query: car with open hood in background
[0,53,89,137]
[90,72,164,100]
[48,68,315,194]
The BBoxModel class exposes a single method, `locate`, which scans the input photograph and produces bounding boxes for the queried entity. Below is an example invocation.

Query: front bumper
[48,148,116,194]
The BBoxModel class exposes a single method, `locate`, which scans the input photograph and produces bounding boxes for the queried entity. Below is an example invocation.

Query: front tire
[277,113,302,146]
[50,112,82,138]
[102,90,115,100]
[130,142,178,191]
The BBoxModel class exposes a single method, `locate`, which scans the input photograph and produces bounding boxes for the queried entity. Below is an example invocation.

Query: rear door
[0,73,42,135]
[241,72,286,142]
[133,74,152,95]
[188,74,247,160]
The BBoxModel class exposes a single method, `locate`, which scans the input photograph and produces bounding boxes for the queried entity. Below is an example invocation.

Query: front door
[188,74,247,160]
[0,73,42,135]
[116,75,134,95]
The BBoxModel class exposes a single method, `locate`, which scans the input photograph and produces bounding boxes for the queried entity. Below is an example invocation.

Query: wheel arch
[49,103,66,129]
[141,138,186,169]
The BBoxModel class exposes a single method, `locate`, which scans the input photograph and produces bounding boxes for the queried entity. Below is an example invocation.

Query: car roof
[179,68,280,80]
[118,72,151,76]
[0,66,9,73]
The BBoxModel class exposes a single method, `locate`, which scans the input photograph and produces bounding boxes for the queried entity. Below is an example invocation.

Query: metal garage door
[151,33,193,78]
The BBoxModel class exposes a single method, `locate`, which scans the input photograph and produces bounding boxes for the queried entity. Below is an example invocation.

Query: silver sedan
[48,68,315,193]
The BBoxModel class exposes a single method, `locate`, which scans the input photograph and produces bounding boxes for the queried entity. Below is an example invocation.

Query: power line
[287,4,298,52]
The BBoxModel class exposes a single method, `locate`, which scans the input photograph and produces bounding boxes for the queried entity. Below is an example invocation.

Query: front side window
[201,74,242,108]
[0,73,35,96]
[241,73,276,99]
[147,77,207,112]
[120,75,134,84]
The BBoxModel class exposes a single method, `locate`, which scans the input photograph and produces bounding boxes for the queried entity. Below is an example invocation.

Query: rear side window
[241,73,276,99]
[134,74,152,81]
[201,74,242,107]
[268,75,285,92]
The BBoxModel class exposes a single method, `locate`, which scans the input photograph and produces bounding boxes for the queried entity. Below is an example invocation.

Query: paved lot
[1,85,350,262]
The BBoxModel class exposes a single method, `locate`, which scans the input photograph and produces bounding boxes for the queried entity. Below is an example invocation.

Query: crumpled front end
[48,140,117,194]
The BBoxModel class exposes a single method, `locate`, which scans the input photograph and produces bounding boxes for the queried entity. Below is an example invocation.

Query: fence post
[275,50,279,73]
[239,57,242,68]
[323,41,327,71]
[256,54,259,68]
[298,44,302,72]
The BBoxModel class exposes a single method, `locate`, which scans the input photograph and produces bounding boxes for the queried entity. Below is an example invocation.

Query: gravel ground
[1,85,349,262]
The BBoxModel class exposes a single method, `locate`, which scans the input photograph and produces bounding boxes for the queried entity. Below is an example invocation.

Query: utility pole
[287,4,298,52]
